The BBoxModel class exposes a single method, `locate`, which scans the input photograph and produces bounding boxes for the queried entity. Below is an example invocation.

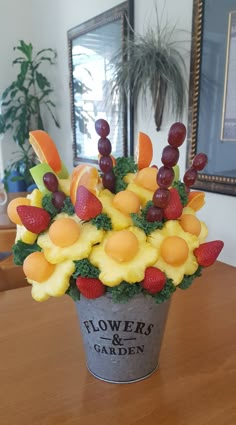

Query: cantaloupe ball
[105,230,139,262]
[23,251,55,282]
[49,218,81,247]
[134,167,158,191]
[161,236,189,266]
[112,190,140,214]
[179,214,201,236]
[7,197,31,225]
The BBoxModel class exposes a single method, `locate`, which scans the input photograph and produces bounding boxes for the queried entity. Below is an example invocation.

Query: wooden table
[0,261,235,425]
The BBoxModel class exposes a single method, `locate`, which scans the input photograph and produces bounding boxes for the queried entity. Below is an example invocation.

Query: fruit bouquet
[7,120,224,382]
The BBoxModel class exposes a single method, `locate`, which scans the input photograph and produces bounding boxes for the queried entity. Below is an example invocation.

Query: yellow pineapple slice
[99,189,133,230]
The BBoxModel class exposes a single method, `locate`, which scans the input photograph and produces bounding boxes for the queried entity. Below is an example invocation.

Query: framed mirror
[187,0,236,196]
[68,1,134,166]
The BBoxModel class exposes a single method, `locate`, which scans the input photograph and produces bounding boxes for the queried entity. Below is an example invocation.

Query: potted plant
[0,40,60,191]
[110,13,187,131]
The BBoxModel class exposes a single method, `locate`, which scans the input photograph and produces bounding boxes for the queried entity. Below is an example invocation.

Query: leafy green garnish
[72,258,100,279]
[172,181,188,206]
[178,266,202,290]
[42,194,58,218]
[107,281,142,303]
[150,278,176,304]
[91,213,112,230]
[113,157,137,193]
[61,197,75,215]
[66,278,80,302]
[12,240,41,265]
[131,201,164,235]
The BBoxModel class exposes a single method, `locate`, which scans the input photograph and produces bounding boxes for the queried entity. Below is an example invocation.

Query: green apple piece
[173,164,180,182]
[30,163,57,194]
[57,161,69,179]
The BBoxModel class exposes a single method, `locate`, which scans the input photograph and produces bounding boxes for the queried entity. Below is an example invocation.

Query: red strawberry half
[142,267,166,294]
[17,205,51,234]
[75,185,102,220]
[76,277,105,299]
[194,240,224,267]
[163,187,183,220]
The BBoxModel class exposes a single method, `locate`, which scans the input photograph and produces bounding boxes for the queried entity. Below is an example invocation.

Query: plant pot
[75,293,170,383]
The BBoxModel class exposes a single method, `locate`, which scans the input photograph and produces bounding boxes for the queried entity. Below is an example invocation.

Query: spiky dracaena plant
[109,14,187,130]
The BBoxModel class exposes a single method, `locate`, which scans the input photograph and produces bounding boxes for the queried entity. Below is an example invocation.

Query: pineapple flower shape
[124,167,158,207]
[148,219,207,286]
[28,258,75,302]
[98,189,140,230]
[180,206,208,243]
[89,226,158,287]
[37,212,104,264]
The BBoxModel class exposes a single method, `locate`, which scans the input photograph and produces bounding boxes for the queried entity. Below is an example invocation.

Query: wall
[0,0,235,266]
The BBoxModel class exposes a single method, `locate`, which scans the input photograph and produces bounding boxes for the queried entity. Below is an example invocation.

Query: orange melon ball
[112,190,140,214]
[179,214,201,236]
[105,230,139,262]
[49,218,81,247]
[23,251,55,282]
[161,236,189,266]
[134,167,158,191]
[7,197,31,225]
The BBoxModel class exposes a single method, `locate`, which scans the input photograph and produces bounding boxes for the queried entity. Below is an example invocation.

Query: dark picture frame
[67,1,134,166]
[187,0,236,196]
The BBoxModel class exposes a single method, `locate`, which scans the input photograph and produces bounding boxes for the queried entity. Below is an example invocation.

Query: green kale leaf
[107,281,142,303]
[12,240,41,265]
[42,194,58,218]
[151,278,176,304]
[72,258,100,279]
[61,197,75,215]
[113,157,137,193]
[66,278,80,302]
[178,266,202,290]
[172,181,188,206]
[131,201,164,235]
[91,213,112,230]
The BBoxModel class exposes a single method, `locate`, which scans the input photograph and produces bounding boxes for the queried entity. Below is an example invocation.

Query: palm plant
[0,40,59,189]
[109,13,187,130]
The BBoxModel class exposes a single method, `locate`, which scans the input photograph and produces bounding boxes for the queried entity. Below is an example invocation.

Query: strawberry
[194,240,224,267]
[142,267,166,294]
[75,185,102,220]
[163,187,183,220]
[76,277,105,299]
[17,205,51,234]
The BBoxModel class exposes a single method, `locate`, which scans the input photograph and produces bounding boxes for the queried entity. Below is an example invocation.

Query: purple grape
[168,122,186,147]
[99,156,113,173]
[102,171,116,193]
[152,188,170,208]
[146,206,164,222]
[43,172,58,192]
[52,191,66,209]
[98,138,112,156]
[161,145,179,167]
[183,168,198,187]
[192,153,208,171]
[157,166,174,188]
[95,119,110,138]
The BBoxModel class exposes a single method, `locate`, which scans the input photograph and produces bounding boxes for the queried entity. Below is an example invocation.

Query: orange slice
[29,130,62,173]
[187,191,205,211]
[136,132,153,170]
[70,164,101,205]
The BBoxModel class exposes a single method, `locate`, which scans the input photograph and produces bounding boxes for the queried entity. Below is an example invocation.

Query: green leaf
[36,71,50,90]
[66,279,80,302]
[91,213,112,230]
[178,266,202,290]
[131,201,164,235]
[42,194,58,218]
[14,40,33,61]
[12,240,41,265]
[151,278,176,304]
[107,281,142,303]
[73,259,100,279]
[172,181,188,206]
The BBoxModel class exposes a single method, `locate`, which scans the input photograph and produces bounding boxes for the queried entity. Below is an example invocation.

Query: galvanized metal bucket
[75,293,170,383]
